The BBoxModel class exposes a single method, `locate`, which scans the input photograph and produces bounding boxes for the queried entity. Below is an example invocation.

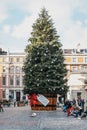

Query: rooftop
[63,49,87,54]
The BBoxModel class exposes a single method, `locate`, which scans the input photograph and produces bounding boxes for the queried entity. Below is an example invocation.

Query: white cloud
[11,0,74,39]
[0,4,8,22]
[85,20,87,24]
[11,16,34,39]
[61,21,87,49]
[2,25,11,33]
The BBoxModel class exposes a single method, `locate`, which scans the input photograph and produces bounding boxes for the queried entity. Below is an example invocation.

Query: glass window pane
[73,57,76,62]
[2,76,6,85]
[2,91,6,98]
[16,66,20,73]
[16,76,20,85]
[16,58,20,62]
[10,76,14,85]
[85,57,87,63]
[10,66,14,73]
[3,66,6,72]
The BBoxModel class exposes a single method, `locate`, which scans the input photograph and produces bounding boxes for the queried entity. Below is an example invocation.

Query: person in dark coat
[81,107,87,119]
[0,102,4,112]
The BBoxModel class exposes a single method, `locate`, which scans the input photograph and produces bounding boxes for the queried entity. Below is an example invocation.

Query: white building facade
[64,48,87,107]
[0,52,25,101]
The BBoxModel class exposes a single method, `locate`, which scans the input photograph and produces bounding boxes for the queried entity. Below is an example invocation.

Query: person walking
[14,100,16,107]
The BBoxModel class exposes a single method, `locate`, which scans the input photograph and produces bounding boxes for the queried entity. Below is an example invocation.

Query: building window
[73,57,76,62]
[72,66,78,71]
[2,76,6,85]
[84,66,87,71]
[85,57,87,63]
[2,91,6,98]
[72,49,76,53]
[81,65,84,70]
[81,66,87,71]
[16,58,20,62]
[3,66,6,72]
[16,66,20,73]
[10,76,14,85]
[10,66,14,73]
[3,57,6,62]
[10,58,13,63]
[23,57,25,62]
[16,76,20,85]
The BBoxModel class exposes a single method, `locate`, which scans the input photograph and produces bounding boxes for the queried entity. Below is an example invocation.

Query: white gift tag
[37,94,49,106]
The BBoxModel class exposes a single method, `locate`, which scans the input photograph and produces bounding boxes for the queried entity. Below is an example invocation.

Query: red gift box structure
[28,93,38,107]
[28,93,57,111]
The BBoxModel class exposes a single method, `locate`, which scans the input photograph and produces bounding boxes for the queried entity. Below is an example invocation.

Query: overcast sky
[0,0,87,52]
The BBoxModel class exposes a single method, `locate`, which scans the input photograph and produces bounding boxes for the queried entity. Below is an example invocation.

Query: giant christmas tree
[23,8,68,96]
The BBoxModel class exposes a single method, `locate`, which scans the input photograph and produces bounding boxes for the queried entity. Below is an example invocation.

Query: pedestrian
[81,106,87,119]
[72,105,83,118]
[72,98,76,105]
[0,102,4,112]
[77,97,82,107]
[14,101,16,107]
[25,100,28,106]
[81,99,85,111]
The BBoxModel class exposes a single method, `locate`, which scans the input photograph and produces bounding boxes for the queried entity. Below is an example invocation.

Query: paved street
[0,105,87,130]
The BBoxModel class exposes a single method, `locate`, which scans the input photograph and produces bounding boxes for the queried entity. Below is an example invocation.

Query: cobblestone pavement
[0,106,87,130]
